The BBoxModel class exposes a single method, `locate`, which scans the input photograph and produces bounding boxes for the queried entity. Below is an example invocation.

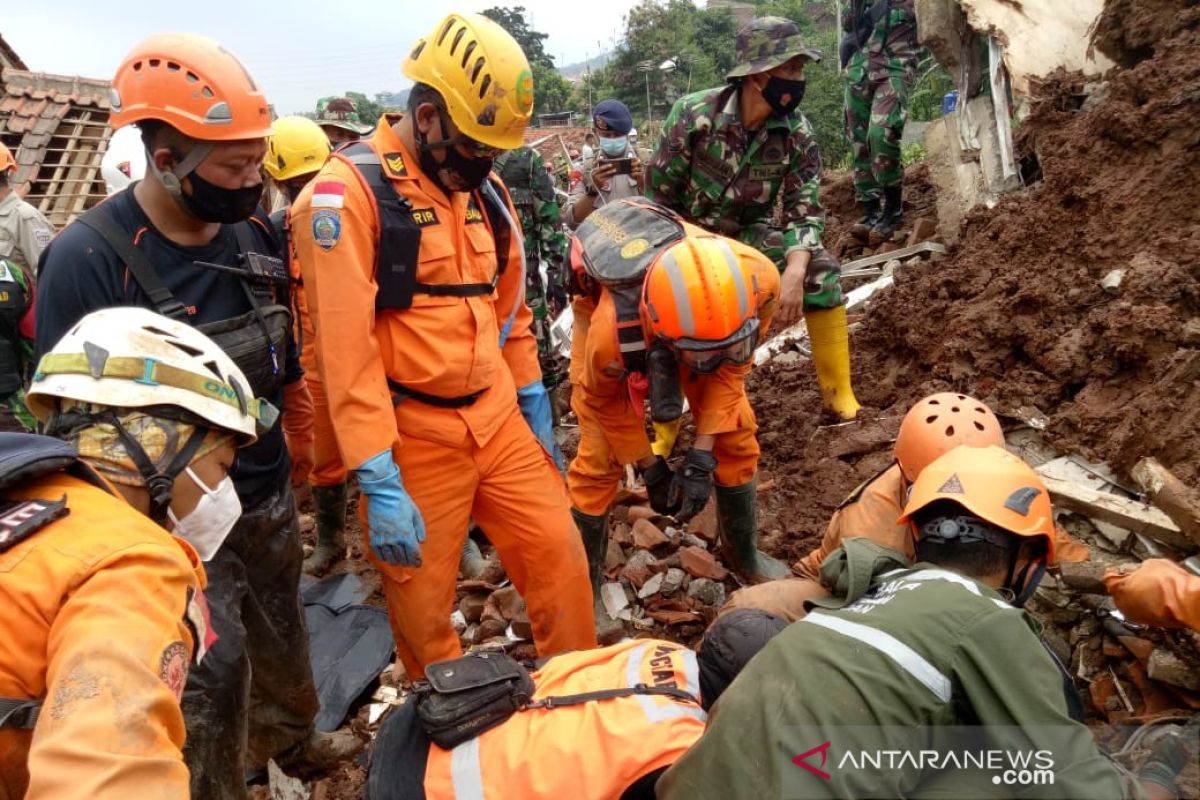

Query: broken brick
[632,518,670,550]
[647,609,703,626]
[474,618,507,642]
[620,565,654,590]
[605,538,626,572]
[611,523,633,546]
[510,613,534,641]
[1117,635,1154,664]
[627,505,657,523]
[458,593,487,624]
[679,545,729,581]
[480,594,505,624]
[491,585,526,622]
[906,217,938,246]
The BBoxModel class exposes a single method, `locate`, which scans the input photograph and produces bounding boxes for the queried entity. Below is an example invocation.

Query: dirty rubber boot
[715,481,790,585]
[571,508,625,645]
[871,185,903,239]
[849,197,882,238]
[804,306,862,420]
[459,536,488,580]
[303,483,347,574]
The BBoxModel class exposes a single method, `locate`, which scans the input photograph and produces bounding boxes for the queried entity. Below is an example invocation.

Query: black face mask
[181,170,264,224]
[416,110,495,193]
[762,77,806,117]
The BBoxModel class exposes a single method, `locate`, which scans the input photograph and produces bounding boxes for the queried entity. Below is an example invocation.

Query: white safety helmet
[27,306,276,444]
[100,125,147,196]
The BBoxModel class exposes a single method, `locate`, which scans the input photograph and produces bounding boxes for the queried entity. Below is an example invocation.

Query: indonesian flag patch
[185,586,218,664]
[312,181,346,209]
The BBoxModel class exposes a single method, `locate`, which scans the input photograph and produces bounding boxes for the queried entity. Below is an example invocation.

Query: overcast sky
[6,0,653,115]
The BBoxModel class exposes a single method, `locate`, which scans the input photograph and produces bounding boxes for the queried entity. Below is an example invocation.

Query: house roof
[0,67,112,228]
[0,34,27,71]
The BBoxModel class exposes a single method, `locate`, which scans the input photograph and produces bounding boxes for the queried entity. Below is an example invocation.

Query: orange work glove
[1104,559,1200,630]
[282,378,316,488]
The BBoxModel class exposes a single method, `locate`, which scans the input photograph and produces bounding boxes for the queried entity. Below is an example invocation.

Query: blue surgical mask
[599,136,628,157]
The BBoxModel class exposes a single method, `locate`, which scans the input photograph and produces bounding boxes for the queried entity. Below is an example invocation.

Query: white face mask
[167,467,242,561]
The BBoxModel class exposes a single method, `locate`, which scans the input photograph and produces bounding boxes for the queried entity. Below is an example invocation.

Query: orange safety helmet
[109,33,272,141]
[641,236,760,373]
[0,142,15,174]
[899,444,1056,564]
[894,393,1004,482]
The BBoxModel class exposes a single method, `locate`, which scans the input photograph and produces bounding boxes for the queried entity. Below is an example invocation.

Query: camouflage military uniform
[495,147,569,388]
[646,85,842,310]
[0,257,35,432]
[842,0,920,202]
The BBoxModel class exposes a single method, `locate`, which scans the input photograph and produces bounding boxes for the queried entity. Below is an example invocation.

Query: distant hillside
[377,88,410,109]
[559,52,612,79]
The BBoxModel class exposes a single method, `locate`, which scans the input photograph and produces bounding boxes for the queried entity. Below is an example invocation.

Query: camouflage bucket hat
[726,16,823,80]
[316,96,375,135]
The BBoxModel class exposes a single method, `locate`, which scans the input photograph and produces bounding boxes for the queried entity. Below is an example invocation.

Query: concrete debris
[267,759,308,800]
[637,572,665,599]
[686,578,726,608]
[1100,268,1125,294]
[1147,649,1200,693]
[660,568,687,595]
[601,582,630,620]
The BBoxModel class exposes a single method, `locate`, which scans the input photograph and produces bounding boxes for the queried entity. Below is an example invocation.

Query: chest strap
[0,698,40,730]
[337,143,511,306]
[525,683,699,710]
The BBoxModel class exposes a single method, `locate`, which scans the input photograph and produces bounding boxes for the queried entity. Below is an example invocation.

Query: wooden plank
[1036,472,1195,553]
[1131,458,1200,548]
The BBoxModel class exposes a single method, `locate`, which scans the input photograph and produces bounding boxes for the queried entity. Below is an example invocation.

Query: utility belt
[75,206,292,398]
[387,378,484,410]
[414,651,699,749]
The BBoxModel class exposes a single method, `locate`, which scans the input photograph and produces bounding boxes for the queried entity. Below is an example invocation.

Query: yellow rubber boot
[651,418,681,458]
[804,306,861,420]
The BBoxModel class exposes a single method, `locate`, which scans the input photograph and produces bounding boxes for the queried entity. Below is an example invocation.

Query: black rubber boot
[714,481,790,584]
[849,196,882,238]
[872,185,903,239]
[571,507,625,644]
[303,483,347,574]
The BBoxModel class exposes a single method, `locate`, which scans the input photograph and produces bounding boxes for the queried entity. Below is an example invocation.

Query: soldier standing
[0,143,54,277]
[646,16,860,420]
[840,0,920,238]
[494,145,569,420]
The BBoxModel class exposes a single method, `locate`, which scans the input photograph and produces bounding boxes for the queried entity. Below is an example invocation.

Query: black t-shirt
[35,186,302,508]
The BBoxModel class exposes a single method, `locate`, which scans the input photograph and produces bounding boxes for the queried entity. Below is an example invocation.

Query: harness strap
[524,683,699,711]
[387,379,484,409]
[0,698,40,730]
[75,208,189,321]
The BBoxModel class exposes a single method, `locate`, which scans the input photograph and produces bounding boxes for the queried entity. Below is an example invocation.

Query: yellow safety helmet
[264,115,331,182]
[402,12,534,150]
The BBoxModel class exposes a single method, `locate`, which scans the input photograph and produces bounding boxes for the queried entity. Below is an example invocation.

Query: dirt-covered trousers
[181,484,319,799]
[844,62,915,201]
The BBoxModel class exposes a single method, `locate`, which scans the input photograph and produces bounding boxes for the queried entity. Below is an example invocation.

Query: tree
[345,92,385,126]
[481,6,554,68]
[532,62,574,116]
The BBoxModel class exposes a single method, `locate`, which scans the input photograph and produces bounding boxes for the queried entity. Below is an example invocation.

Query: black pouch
[414,652,535,749]
[197,303,292,398]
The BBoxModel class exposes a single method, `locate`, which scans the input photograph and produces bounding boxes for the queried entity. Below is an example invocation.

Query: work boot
[849,196,882,238]
[303,483,347,574]
[714,481,790,584]
[571,507,625,645]
[804,306,861,420]
[459,534,505,583]
[871,185,903,239]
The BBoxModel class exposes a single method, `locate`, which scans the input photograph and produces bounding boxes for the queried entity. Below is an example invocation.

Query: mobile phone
[607,157,633,175]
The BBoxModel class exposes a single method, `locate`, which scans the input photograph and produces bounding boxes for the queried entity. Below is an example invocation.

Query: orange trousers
[568,385,760,517]
[307,376,347,487]
[363,407,597,677]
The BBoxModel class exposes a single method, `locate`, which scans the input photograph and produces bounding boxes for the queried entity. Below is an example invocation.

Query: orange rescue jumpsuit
[0,473,204,800]
[285,230,345,488]
[423,639,705,799]
[291,116,595,677]
[1106,559,1200,630]
[722,462,1091,620]
[567,229,779,516]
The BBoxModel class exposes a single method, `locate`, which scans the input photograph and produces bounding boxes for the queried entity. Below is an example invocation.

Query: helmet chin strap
[1004,547,1048,607]
[145,143,213,199]
[100,410,209,524]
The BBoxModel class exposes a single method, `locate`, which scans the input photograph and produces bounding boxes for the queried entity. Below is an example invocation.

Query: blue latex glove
[354,450,426,566]
[516,380,565,472]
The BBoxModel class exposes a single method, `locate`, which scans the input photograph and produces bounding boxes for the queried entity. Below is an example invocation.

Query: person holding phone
[564,99,644,227]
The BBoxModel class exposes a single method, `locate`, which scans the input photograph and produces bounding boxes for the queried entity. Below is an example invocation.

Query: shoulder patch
[159,640,190,699]
[410,207,439,227]
[0,496,68,552]
[311,181,346,210]
[33,227,53,248]
[184,586,217,664]
[383,152,408,176]
[311,209,342,251]
[0,261,12,283]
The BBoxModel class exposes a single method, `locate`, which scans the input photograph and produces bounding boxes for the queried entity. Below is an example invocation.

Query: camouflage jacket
[494,147,567,269]
[842,0,920,80]
[645,83,824,270]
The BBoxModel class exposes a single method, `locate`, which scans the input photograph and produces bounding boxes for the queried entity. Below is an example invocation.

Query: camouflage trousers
[525,263,566,391]
[803,248,845,311]
[0,389,36,433]
[845,68,913,201]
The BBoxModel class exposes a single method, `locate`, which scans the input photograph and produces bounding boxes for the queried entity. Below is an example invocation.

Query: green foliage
[907,57,954,122]
[481,6,554,67]
[900,142,926,166]
[344,92,385,126]
[532,62,575,118]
